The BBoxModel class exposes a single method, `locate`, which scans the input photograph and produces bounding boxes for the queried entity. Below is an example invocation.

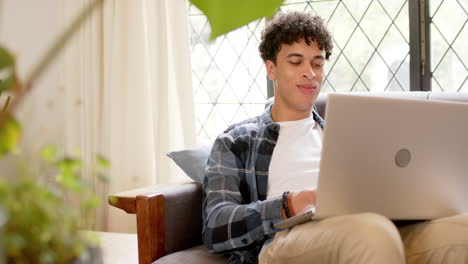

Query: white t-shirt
[267,115,323,199]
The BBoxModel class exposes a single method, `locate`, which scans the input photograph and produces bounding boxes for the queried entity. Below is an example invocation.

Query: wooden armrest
[108,181,193,214]
[107,181,198,264]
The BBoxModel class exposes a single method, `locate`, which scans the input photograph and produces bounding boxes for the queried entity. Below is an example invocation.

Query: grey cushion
[166,143,212,183]
[153,245,225,264]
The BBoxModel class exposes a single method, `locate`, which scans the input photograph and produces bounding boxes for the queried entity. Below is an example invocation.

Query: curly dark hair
[259,11,333,64]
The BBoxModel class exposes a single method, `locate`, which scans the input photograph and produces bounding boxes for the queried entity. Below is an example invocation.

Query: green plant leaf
[56,171,88,193]
[57,157,82,171]
[0,113,21,157]
[97,172,109,183]
[82,231,100,247]
[96,154,110,168]
[81,195,100,211]
[55,157,87,193]
[40,145,58,162]
[190,0,284,40]
[0,46,16,92]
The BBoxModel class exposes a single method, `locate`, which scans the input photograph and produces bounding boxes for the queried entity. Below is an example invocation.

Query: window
[189,5,267,141]
[189,0,467,141]
[430,0,467,91]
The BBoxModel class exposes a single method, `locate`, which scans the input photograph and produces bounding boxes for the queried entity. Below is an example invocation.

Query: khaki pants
[259,213,468,264]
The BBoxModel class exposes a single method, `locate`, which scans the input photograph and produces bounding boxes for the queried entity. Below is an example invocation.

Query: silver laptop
[275,93,468,229]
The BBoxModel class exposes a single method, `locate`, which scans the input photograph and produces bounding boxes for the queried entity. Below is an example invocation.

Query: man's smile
[297,83,318,94]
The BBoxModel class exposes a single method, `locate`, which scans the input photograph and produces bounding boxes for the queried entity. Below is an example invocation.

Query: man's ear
[265,60,276,80]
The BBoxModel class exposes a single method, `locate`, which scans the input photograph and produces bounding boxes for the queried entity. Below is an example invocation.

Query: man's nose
[302,66,316,79]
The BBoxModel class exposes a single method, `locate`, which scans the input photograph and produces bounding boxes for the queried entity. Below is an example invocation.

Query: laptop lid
[314,93,468,220]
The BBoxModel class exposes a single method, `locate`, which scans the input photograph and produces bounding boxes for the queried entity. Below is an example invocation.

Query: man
[202,11,468,264]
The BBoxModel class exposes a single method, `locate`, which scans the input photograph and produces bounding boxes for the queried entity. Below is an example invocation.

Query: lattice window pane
[430,0,467,92]
[189,4,267,141]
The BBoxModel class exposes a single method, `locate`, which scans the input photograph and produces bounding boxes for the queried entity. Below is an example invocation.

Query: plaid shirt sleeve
[202,132,283,253]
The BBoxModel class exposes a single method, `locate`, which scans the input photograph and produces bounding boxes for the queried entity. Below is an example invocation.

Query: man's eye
[314,63,324,67]
[290,61,301,65]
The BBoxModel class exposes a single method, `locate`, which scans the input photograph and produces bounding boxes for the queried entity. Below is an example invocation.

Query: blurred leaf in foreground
[191,0,283,40]
[0,113,21,157]
[96,154,110,168]
[0,46,16,92]
[40,145,58,162]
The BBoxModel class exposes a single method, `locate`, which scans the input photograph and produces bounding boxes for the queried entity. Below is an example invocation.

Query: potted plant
[0,145,109,264]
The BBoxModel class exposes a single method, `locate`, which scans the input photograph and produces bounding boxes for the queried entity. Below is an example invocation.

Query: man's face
[266,39,326,117]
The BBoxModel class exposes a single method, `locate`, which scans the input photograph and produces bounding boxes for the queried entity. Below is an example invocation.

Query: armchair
[109,91,468,264]
[108,182,220,264]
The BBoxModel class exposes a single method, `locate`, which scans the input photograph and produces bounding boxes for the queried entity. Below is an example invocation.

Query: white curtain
[60,0,195,233]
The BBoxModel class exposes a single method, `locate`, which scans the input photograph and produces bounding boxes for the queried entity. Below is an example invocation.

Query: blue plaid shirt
[202,105,325,264]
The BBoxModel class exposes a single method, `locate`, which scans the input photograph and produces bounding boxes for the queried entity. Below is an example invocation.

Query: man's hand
[288,189,316,216]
